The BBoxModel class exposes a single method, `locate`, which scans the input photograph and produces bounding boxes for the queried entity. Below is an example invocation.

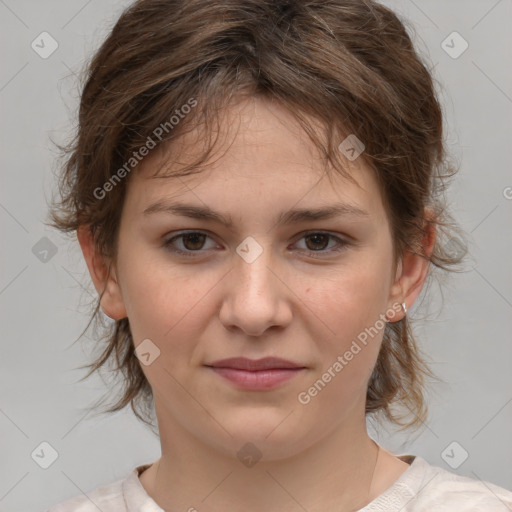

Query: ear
[387,209,437,321]
[77,225,127,320]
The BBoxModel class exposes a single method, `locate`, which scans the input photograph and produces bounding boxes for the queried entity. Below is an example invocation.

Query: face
[85,96,417,461]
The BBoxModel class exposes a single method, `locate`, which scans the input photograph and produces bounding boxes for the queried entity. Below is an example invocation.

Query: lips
[205,357,305,371]
[205,357,306,390]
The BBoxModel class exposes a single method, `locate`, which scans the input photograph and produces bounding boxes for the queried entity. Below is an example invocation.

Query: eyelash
[162,230,350,258]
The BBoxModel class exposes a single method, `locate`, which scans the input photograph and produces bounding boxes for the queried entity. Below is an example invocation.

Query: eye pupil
[183,233,206,250]
[305,233,329,251]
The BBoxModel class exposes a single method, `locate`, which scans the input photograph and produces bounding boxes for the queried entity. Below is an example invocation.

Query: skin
[78,96,435,512]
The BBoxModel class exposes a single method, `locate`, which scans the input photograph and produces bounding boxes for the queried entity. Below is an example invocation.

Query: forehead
[125,96,385,221]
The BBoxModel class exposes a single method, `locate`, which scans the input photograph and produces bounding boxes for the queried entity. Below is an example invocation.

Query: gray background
[0,0,511,510]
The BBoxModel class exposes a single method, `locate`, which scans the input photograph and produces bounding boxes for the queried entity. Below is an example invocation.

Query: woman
[47,0,512,510]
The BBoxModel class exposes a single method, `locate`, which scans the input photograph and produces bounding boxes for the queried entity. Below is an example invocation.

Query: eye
[293,231,349,256]
[163,231,218,256]
[162,230,350,258]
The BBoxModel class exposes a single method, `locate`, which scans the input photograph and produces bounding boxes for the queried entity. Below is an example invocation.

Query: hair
[48,0,469,435]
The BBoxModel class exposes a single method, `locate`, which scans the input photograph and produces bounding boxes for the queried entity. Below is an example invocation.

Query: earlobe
[76,225,127,320]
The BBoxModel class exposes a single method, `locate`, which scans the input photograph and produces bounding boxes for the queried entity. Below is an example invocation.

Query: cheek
[297,255,392,397]
[118,251,216,357]
[303,259,389,337]
[298,276,386,414]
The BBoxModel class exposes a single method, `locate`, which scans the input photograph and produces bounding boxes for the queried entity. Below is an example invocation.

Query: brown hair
[49,0,468,434]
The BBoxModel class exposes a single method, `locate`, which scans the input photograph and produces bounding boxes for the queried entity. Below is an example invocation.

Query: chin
[208,412,310,460]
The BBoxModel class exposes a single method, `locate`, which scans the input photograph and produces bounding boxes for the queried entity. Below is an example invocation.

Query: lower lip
[207,367,305,390]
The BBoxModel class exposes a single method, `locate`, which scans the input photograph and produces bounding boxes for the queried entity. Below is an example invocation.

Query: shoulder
[399,456,512,511]
[45,473,127,512]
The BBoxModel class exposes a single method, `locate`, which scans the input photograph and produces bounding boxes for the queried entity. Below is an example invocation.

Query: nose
[218,242,293,337]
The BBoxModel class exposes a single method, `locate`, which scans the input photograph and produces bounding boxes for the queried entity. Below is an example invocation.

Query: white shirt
[46,455,512,511]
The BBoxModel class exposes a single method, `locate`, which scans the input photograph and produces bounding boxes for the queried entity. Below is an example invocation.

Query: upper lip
[205,357,305,371]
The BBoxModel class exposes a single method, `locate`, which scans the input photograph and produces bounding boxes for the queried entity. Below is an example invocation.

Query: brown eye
[163,231,217,256]
[180,232,207,250]
[294,231,348,256]
[304,233,330,251]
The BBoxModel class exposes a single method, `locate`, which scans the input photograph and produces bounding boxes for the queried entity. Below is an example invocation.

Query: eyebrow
[142,200,369,227]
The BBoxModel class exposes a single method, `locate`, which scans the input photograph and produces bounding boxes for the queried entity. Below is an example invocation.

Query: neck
[141,406,382,512]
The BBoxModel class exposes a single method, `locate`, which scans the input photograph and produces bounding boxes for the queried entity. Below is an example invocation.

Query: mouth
[204,357,307,390]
